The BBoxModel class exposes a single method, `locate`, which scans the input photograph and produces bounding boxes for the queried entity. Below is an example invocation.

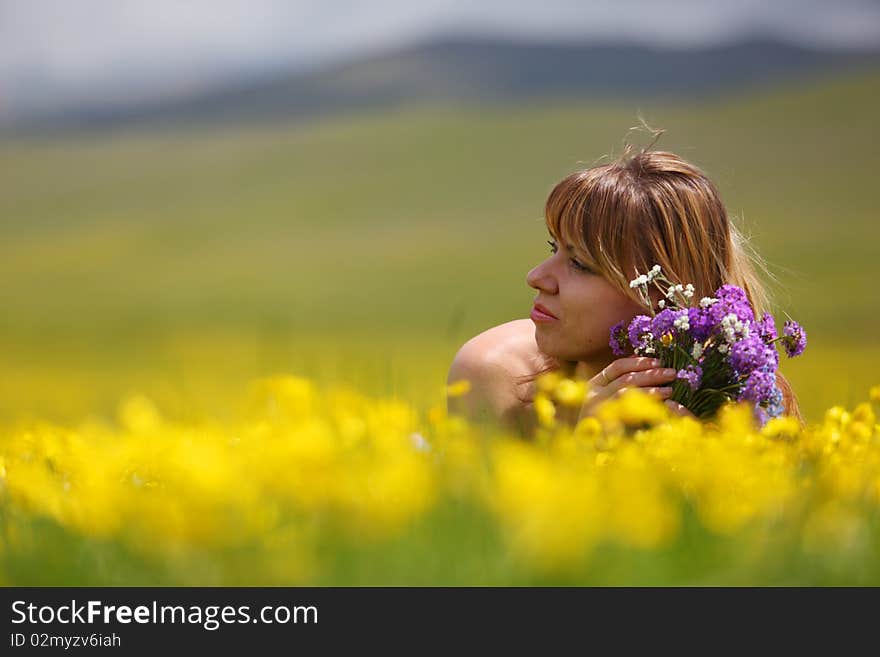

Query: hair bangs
[544,168,643,289]
[545,172,601,264]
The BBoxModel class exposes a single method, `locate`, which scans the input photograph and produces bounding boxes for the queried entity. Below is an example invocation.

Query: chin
[535,327,593,362]
[533,326,563,359]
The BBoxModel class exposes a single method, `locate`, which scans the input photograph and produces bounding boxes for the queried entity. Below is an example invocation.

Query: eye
[548,239,592,273]
[569,257,591,273]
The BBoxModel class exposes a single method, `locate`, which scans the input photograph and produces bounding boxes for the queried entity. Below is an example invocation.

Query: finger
[601,357,663,382]
[605,368,678,393]
[665,400,696,418]
[649,386,674,399]
[614,386,673,400]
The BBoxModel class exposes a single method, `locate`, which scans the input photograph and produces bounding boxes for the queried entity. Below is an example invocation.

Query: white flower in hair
[630,274,649,288]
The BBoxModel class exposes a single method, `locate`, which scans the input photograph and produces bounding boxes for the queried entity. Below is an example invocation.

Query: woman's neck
[572,357,612,382]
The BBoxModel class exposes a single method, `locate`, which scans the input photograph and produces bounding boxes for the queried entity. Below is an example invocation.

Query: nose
[526,257,558,294]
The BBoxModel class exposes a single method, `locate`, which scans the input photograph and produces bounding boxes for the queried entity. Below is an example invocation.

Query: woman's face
[526,235,646,369]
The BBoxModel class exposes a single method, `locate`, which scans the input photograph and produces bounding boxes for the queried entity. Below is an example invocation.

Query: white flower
[629,274,649,288]
[719,312,749,342]
[683,283,695,299]
[658,299,665,309]
[692,342,704,359]
[650,264,661,275]
[673,314,690,331]
[699,297,719,308]
[666,284,684,300]
[718,343,729,354]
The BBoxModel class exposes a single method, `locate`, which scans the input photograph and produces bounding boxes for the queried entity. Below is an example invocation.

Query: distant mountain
[7,35,880,133]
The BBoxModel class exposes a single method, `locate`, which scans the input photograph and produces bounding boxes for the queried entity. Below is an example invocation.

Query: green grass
[1,68,879,424]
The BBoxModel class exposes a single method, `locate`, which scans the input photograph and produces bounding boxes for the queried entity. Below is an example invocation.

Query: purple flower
[729,336,778,376]
[757,312,778,343]
[651,308,677,337]
[708,285,755,326]
[754,405,770,428]
[715,284,751,308]
[627,315,653,349]
[782,320,807,358]
[609,320,630,356]
[677,364,703,391]
[687,306,715,342]
[765,386,785,419]
[739,367,776,405]
[754,386,785,428]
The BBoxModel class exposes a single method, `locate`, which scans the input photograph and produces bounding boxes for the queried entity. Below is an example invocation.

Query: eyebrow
[549,236,576,252]
[551,234,593,262]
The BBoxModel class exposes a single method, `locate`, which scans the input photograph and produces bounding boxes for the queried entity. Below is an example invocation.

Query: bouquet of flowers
[609,266,807,423]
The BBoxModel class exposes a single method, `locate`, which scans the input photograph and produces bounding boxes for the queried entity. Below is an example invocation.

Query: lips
[531,302,558,322]
[533,303,557,319]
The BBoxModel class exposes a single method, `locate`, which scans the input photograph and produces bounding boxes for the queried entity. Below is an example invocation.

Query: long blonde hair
[525,135,801,420]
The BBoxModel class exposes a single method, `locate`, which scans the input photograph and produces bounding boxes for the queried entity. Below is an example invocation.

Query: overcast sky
[2,0,879,115]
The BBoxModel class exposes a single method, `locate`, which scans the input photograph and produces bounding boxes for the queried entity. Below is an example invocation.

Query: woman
[447,140,801,437]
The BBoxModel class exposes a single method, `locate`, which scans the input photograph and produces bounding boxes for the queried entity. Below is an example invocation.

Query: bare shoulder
[446,319,540,427]
[449,318,538,379]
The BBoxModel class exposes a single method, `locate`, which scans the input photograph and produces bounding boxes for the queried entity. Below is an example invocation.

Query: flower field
[2,369,879,586]
[1,68,879,585]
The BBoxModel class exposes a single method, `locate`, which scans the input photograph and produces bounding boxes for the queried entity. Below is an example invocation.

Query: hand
[573,357,679,423]
[664,399,697,419]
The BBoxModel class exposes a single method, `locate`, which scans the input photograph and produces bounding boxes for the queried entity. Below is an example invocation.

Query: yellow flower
[533,392,557,428]
[118,395,162,434]
[596,388,668,432]
[445,379,471,398]
[760,416,801,440]
[535,371,563,395]
[7,364,880,586]
[554,378,589,407]
[824,406,851,428]
[851,402,875,427]
[574,416,602,439]
[488,442,603,571]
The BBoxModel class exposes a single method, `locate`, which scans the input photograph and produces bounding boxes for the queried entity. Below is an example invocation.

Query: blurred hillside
[4,36,879,132]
